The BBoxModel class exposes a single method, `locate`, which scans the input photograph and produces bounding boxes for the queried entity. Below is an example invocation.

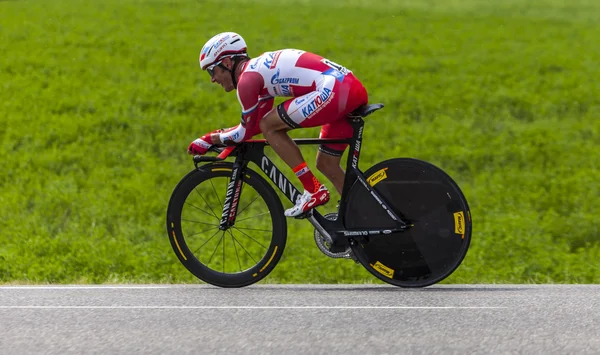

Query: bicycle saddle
[348,103,384,118]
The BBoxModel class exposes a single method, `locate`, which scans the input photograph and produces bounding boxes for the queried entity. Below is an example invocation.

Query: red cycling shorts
[276,72,368,156]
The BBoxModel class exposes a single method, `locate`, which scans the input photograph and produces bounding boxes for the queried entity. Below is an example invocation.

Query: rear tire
[344,158,472,287]
[166,163,287,287]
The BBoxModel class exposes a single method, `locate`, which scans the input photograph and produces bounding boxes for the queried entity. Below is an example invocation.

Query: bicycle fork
[218,160,245,230]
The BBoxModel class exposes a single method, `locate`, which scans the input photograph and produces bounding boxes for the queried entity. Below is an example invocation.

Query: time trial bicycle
[166,103,472,288]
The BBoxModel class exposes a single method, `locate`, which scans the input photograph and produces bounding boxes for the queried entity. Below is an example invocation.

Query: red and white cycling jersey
[218,49,368,154]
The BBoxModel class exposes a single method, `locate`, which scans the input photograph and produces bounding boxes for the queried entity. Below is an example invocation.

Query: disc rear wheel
[344,158,471,287]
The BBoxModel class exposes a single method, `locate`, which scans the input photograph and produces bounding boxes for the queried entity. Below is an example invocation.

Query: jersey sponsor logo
[301,87,334,118]
[269,51,281,69]
[294,97,306,105]
[270,69,300,85]
[262,52,278,69]
[223,131,240,142]
[249,58,259,70]
[281,85,292,96]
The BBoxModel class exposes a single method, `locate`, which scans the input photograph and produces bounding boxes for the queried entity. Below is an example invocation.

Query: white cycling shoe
[284,185,330,217]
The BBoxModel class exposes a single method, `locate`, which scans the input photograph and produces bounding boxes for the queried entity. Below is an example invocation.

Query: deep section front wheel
[166,162,287,287]
[344,158,472,287]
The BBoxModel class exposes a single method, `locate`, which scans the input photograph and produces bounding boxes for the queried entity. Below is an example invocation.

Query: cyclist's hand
[187,134,212,155]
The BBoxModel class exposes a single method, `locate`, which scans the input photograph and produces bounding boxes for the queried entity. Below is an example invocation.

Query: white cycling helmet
[199,32,248,70]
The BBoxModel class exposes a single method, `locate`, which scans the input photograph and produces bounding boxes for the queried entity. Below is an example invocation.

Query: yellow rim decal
[367,168,388,186]
[453,211,465,238]
[171,230,187,261]
[371,261,394,279]
[258,246,278,273]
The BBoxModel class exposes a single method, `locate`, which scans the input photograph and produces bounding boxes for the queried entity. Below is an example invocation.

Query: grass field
[0,0,598,284]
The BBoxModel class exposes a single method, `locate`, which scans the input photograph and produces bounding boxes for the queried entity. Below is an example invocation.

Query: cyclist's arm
[208,72,270,145]
[211,95,273,144]
[256,97,275,122]
[225,72,266,143]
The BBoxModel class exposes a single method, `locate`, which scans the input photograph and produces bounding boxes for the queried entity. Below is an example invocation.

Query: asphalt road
[0,284,598,354]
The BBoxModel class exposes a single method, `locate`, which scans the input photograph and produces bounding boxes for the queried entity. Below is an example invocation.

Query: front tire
[166,163,287,287]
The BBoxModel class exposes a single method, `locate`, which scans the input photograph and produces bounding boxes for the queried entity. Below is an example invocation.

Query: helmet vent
[230,39,241,44]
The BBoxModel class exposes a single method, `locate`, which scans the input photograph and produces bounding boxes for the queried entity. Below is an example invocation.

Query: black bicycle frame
[193,117,410,247]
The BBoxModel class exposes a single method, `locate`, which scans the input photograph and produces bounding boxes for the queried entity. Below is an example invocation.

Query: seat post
[339,117,365,205]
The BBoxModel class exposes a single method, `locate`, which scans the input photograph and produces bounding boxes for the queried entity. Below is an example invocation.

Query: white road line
[0,306,506,309]
[0,286,171,289]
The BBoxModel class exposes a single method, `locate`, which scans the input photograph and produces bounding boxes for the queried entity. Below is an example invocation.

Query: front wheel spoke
[184,201,219,220]
[231,232,259,265]
[181,218,220,227]
[231,226,269,250]
[191,228,221,256]
[236,195,261,217]
[184,226,221,239]
[232,226,273,233]
[228,230,243,272]
[235,211,271,223]
[207,230,225,265]
[209,178,224,208]
[194,187,220,220]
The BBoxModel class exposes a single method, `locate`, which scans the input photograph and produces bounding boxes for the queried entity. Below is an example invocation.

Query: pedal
[294,212,310,219]
[294,209,313,220]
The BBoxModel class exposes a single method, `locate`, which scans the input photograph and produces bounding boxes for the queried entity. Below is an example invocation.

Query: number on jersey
[321,59,350,75]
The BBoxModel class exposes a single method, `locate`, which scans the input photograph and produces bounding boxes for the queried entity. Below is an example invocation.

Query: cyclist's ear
[222,57,233,70]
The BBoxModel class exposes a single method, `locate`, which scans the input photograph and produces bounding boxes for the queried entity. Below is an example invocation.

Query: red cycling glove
[187,132,216,155]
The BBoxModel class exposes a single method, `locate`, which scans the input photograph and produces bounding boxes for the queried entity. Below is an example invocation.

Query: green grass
[0,0,598,284]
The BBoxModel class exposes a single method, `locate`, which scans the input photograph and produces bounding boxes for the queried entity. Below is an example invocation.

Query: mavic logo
[453,211,465,235]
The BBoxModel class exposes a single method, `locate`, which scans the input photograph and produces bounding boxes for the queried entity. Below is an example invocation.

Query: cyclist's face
[209,58,235,92]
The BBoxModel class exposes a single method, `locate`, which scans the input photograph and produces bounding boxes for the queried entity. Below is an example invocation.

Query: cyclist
[188,32,369,217]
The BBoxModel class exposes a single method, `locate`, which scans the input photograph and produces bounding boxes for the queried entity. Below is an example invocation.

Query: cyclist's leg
[261,109,330,217]
[315,74,369,194]
[259,74,341,195]
[315,125,349,195]
[259,74,366,216]
[259,111,304,169]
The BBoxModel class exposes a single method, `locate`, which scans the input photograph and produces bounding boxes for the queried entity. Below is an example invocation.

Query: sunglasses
[207,60,223,77]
